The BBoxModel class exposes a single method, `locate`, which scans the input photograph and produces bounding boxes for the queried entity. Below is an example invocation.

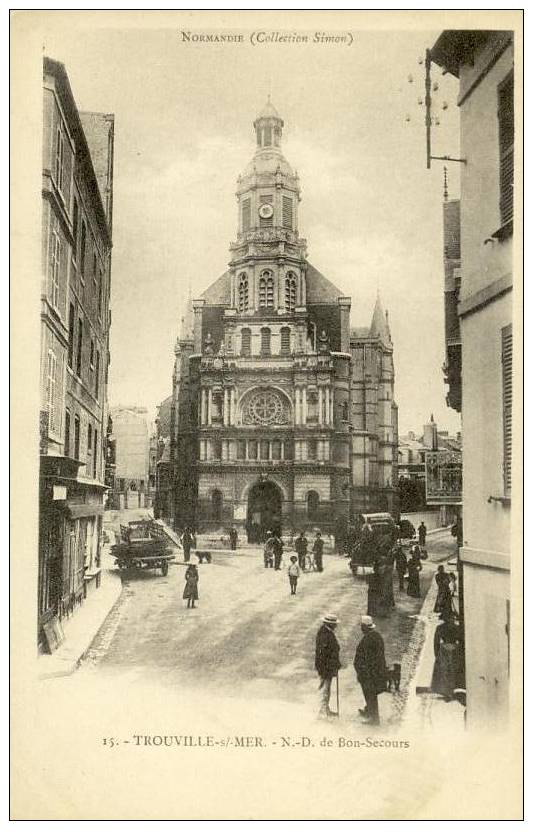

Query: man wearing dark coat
[273,534,284,570]
[392,545,408,591]
[229,527,238,551]
[315,614,341,717]
[182,526,195,563]
[313,532,325,572]
[354,616,387,725]
[295,532,308,570]
[418,521,427,547]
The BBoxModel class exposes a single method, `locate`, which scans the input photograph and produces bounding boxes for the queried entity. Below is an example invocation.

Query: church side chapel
[169,100,398,538]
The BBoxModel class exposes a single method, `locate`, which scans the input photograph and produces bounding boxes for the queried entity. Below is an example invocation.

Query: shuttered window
[498,73,514,227]
[55,127,64,191]
[72,198,79,262]
[68,303,75,369]
[76,318,83,377]
[280,327,291,355]
[502,324,512,495]
[260,327,271,356]
[64,409,70,457]
[50,230,61,308]
[93,429,98,478]
[242,198,251,232]
[46,350,57,430]
[282,196,293,228]
[241,328,251,357]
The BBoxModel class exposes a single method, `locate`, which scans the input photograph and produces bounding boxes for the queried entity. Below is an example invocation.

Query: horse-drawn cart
[111,520,175,575]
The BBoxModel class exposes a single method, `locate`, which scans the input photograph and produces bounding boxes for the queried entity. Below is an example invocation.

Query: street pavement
[43,529,456,730]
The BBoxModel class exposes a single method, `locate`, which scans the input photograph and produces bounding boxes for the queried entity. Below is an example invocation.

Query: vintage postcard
[10,9,523,820]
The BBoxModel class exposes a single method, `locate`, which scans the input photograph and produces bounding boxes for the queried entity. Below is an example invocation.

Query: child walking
[287,554,300,595]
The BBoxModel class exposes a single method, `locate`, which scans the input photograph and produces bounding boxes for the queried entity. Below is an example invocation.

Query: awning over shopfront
[61,503,105,519]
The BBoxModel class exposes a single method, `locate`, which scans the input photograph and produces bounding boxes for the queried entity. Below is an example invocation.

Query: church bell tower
[228,98,308,317]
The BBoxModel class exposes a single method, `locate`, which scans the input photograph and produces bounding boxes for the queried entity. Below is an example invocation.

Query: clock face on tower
[258,203,273,219]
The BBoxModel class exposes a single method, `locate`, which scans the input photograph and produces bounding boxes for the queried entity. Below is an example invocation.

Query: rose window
[242,390,289,426]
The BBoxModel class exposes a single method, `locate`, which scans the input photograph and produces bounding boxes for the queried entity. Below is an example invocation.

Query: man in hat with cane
[315,614,341,718]
[354,615,387,725]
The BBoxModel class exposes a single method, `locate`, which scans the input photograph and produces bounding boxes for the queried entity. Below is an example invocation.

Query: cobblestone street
[52,530,456,730]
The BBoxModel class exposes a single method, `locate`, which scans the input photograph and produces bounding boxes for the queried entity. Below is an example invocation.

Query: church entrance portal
[246,481,282,543]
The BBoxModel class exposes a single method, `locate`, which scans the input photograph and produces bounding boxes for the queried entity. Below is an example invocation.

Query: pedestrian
[448,572,459,615]
[431,614,461,701]
[182,526,195,563]
[263,531,275,568]
[229,526,238,551]
[353,615,387,726]
[295,531,308,570]
[287,555,300,595]
[183,562,199,609]
[380,554,395,610]
[434,564,451,614]
[418,521,427,547]
[406,545,422,597]
[273,533,284,570]
[313,531,324,572]
[315,614,341,718]
[393,545,408,591]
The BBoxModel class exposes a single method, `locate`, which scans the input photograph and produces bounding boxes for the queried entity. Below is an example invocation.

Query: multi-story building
[431,30,515,727]
[169,101,398,538]
[39,57,114,649]
[107,406,150,510]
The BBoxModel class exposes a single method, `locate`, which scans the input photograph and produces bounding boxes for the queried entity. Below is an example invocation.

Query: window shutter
[47,350,56,430]
[242,198,251,232]
[498,74,514,226]
[502,324,512,495]
[280,327,291,355]
[282,196,293,228]
[241,328,251,356]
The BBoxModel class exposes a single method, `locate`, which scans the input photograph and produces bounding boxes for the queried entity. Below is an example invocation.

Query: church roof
[200,263,347,306]
[201,270,231,305]
[305,263,347,303]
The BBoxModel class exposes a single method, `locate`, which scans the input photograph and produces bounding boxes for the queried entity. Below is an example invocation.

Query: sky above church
[42,15,462,435]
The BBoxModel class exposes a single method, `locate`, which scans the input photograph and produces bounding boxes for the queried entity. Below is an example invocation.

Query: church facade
[168,101,398,538]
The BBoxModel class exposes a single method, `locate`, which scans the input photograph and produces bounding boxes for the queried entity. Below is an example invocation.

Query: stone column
[329,388,334,426]
[324,439,330,461]
[302,387,307,424]
[223,389,229,426]
[281,440,285,461]
[318,388,324,425]
[207,388,212,426]
[200,389,206,425]
[222,440,229,461]
[269,441,273,461]
[295,388,301,425]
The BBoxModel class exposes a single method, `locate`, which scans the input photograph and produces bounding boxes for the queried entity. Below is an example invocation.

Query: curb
[38,571,124,680]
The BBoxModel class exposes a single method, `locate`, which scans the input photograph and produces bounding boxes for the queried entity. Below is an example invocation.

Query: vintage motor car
[111,519,175,576]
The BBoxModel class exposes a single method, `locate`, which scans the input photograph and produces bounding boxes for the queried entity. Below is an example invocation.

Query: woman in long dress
[434,565,451,614]
[406,546,422,597]
[431,615,461,700]
[183,563,199,609]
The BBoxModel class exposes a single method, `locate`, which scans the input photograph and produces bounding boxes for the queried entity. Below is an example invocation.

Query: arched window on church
[280,327,291,356]
[238,273,248,312]
[307,490,320,521]
[211,489,223,522]
[285,272,297,311]
[259,270,274,309]
[260,327,271,357]
[241,328,251,357]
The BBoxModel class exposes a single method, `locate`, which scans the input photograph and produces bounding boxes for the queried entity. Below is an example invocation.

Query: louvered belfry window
[238,274,249,312]
[259,270,274,308]
[285,272,297,310]
[498,73,514,227]
[282,196,293,228]
[242,198,251,232]
[502,324,512,495]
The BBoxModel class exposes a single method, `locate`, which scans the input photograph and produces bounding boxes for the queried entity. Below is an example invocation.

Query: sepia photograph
[10,9,523,820]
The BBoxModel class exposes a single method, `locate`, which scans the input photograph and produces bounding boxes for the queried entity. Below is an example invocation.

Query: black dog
[386,663,401,692]
[195,551,212,564]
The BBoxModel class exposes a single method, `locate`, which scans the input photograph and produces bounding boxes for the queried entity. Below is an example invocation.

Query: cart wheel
[161,560,169,576]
